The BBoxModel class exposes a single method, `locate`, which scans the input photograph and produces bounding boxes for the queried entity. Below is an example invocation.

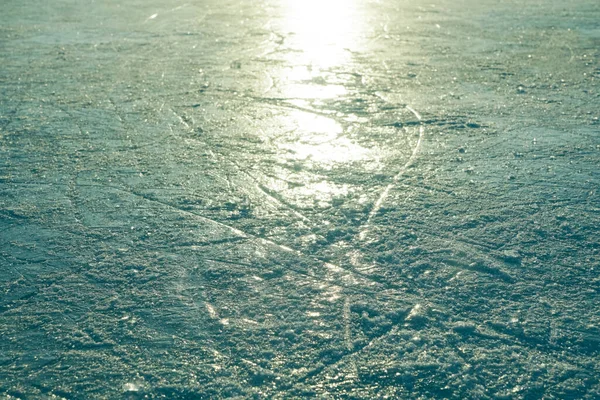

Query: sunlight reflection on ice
[270,0,370,198]
[280,82,347,100]
[275,111,374,167]
[281,138,368,165]
[270,0,362,100]
[282,0,361,69]
[296,180,350,208]
[289,111,342,138]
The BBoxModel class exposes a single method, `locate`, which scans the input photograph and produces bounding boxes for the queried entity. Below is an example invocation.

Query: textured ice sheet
[0,0,599,398]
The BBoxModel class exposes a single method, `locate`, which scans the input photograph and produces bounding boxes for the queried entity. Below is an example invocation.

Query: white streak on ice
[359,105,424,240]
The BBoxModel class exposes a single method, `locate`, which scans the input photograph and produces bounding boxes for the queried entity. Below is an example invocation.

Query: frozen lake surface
[1,0,599,398]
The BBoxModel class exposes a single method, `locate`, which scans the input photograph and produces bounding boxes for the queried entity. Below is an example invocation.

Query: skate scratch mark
[170,4,189,12]
[230,153,313,223]
[99,185,393,289]
[360,105,424,239]
[297,296,360,383]
[343,297,359,379]
[173,112,312,225]
[252,96,346,123]
[255,182,312,223]
[205,258,254,268]
[298,298,412,383]
[343,297,353,351]
[169,107,193,132]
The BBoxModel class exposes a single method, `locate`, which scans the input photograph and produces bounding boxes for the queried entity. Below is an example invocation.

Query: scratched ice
[0,0,599,398]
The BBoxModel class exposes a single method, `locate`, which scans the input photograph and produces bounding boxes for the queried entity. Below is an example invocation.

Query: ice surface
[1,0,599,398]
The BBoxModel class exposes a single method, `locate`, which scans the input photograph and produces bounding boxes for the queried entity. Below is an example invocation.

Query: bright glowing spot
[291,179,349,209]
[268,0,364,100]
[266,0,375,186]
[283,138,368,164]
[282,82,347,100]
[274,110,373,166]
[283,0,361,69]
[293,112,342,139]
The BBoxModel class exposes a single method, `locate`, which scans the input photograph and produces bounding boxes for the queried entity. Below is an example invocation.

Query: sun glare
[282,0,361,69]
[266,0,371,173]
